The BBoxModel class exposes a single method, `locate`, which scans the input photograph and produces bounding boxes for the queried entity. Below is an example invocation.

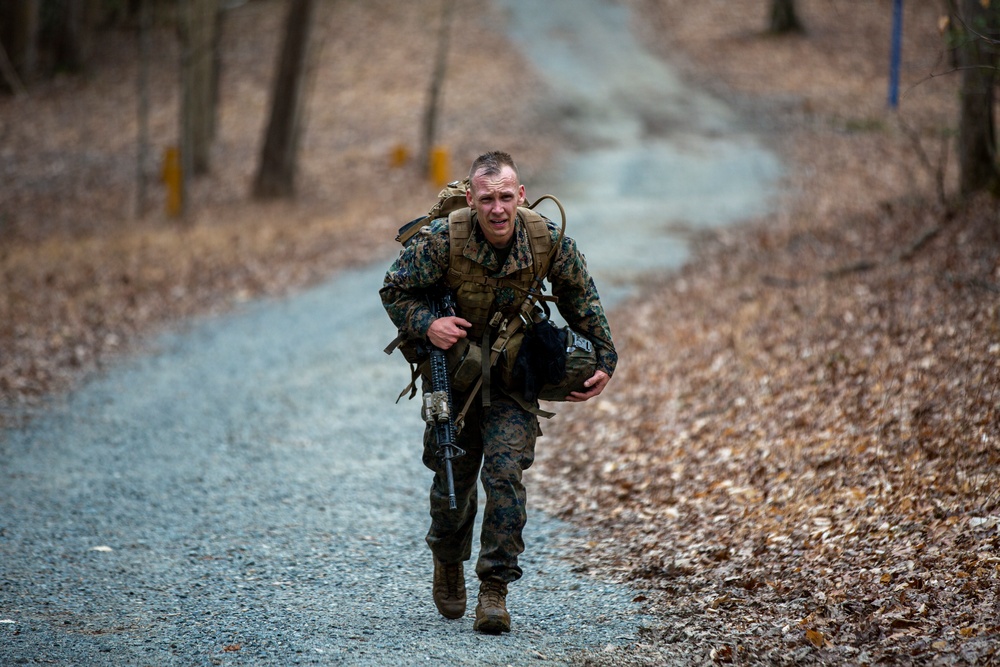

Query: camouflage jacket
[380,211,617,378]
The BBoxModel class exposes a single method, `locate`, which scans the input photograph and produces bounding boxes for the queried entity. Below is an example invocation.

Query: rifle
[421,289,466,510]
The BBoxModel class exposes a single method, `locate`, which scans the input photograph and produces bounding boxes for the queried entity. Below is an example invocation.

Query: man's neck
[491,239,514,271]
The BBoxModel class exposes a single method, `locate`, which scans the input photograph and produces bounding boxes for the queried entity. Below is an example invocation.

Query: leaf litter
[534,1,999,665]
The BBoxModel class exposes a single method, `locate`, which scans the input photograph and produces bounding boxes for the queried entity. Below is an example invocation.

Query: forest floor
[535,2,1000,665]
[1,0,998,665]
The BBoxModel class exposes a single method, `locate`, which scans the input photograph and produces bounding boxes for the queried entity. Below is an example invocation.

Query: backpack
[395,179,471,248]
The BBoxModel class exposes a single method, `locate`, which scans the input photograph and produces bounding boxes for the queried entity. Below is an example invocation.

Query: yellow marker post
[429,146,450,189]
[390,144,410,168]
[161,146,182,217]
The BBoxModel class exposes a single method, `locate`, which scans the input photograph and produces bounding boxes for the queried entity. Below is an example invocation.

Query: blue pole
[888,0,903,108]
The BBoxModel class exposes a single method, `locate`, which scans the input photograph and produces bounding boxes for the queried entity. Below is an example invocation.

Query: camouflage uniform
[381,211,616,584]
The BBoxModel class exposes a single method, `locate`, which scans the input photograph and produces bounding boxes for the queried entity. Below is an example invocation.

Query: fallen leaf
[806,629,826,648]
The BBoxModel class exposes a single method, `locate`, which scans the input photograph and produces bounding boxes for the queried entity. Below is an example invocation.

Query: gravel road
[1,264,654,666]
[1,1,781,664]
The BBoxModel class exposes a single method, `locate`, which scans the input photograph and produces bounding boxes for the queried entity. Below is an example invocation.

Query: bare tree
[136,0,152,215]
[50,0,100,73]
[420,0,456,177]
[953,0,999,196]
[0,0,40,88]
[0,41,27,96]
[253,0,316,200]
[180,0,220,179]
[1,0,101,88]
[769,0,803,34]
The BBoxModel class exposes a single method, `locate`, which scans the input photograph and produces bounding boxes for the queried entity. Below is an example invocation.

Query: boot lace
[480,580,507,608]
[442,563,462,598]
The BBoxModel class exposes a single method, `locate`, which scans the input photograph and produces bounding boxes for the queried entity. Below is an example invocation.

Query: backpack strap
[446,207,474,283]
[519,206,553,279]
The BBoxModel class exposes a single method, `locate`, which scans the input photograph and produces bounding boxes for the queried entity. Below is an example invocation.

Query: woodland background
[1,0,998,664]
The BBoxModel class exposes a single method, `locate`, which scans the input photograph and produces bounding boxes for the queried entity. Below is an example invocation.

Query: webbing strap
[481,327,492,409]
[395,363,420,403]
[509,390,555,419]
[449,273,509,288]
[383,331,406,356]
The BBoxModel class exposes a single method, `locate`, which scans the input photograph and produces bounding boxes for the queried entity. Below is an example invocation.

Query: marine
[381,150,616,633]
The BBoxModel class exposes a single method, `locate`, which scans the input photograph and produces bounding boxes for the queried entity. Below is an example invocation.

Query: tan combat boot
[473,580,510,634]
[432,556,466,619]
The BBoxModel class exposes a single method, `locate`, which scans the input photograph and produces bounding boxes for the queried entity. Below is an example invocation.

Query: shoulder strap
[446,208,473,286]
[518,207,552,279]
[448,207,473,240]
[523,194,566,284]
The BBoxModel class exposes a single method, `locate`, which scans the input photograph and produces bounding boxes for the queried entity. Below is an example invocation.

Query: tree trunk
[0,0,40,87]
[769,0,803,34]
[51,0,98,73]
[253,0,316,200]
[180,0,219,177]
[136,0,152,216]
[420,0,456,177]
[956,0,999,196]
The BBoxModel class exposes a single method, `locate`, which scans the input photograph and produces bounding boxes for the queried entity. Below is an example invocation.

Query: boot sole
[473,612,511,634]
[435,603,466,620]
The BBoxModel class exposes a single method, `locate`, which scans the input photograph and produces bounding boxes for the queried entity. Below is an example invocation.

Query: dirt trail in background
[495,0,782,306]
[0,0,563,418]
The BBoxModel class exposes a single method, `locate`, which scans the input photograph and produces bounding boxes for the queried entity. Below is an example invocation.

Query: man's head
[466,151,525,248]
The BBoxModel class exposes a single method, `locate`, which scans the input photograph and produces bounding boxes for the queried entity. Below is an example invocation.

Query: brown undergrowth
[533,1,999,664]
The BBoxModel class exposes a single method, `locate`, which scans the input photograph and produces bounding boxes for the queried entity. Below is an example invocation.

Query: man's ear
[466,188,474,207]
[518,184,526,206]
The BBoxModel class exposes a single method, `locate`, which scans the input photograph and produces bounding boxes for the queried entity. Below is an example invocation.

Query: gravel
[0,261,655,666]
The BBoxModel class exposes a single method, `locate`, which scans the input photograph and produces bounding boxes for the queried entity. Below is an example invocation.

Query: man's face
[466,165,525,248]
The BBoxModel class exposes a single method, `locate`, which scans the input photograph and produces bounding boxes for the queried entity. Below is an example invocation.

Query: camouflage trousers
[422,394,538,584]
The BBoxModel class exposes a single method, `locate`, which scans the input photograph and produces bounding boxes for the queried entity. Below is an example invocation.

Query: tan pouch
[498,331,525,391]
[416,337,483,394]
[447,338,482,393]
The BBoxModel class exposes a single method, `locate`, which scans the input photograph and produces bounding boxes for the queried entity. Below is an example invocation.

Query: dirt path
[0,262,657,665]
[497,0,782,305]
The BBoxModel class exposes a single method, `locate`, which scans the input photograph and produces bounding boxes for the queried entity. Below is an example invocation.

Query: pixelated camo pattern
[380,214,618,376]
[421,397,537,583]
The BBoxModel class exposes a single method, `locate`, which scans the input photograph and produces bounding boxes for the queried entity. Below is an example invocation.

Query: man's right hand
[427,316,472,350]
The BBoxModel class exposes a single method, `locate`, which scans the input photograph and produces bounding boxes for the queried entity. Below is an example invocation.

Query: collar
[465,212,533,274]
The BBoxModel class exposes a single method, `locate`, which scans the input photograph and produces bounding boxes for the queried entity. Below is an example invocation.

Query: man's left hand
[566,370,610,402]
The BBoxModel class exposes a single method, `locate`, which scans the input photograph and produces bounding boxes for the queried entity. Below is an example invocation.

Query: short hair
[468,151,519,184]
